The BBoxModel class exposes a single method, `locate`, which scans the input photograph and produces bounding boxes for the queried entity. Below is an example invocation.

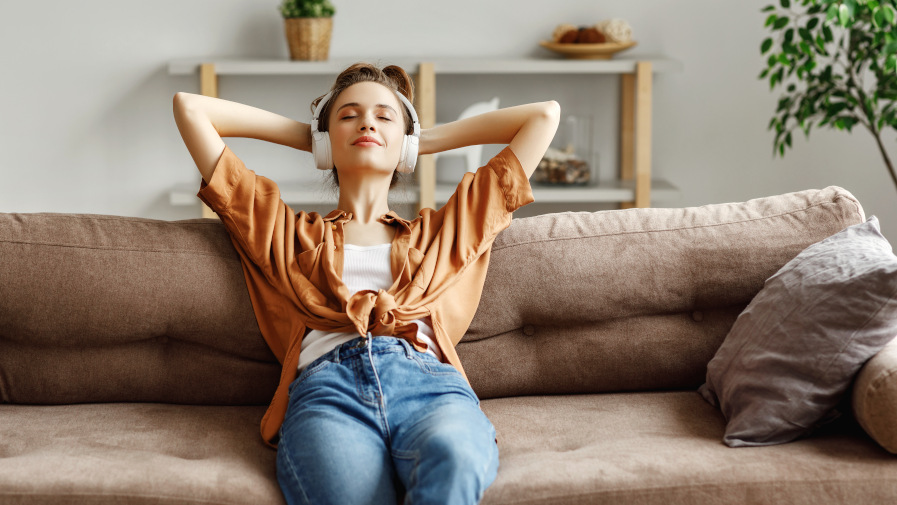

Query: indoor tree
[761,0,897,192]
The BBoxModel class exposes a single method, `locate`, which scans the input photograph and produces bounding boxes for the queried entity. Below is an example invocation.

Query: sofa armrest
[853,337,897,454]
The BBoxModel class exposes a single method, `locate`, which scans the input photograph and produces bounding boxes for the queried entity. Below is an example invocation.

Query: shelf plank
[168,56,683,76]
[168,182,418,207]
[171,178,679,208]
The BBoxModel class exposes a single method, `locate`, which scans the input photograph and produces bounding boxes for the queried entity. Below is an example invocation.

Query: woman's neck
[336,172,392,225]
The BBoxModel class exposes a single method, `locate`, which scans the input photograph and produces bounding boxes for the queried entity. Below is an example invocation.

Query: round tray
[539,40,637,60]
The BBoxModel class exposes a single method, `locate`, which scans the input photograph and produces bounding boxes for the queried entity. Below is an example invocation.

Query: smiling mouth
[353,136,381,146]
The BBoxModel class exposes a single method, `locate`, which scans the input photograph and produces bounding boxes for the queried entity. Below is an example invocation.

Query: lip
[352,136,382,146]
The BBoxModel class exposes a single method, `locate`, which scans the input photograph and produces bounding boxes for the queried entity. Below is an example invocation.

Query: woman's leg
[380,340,500,505]
[276,348,400,505]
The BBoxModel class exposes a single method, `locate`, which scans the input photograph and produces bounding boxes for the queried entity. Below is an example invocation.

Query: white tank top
[297,243,443,372]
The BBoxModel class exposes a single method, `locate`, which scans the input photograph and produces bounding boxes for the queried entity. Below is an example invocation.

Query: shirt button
[331,224,337,230]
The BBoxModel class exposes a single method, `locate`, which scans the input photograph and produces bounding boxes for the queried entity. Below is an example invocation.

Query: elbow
[173,92,198,113]
[544,100,561,121]
[173,92,187,115]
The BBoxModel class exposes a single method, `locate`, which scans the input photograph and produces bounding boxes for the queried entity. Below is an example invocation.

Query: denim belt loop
[396,336,414,359]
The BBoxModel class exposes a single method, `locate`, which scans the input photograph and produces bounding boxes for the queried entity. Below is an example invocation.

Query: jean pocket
[413,351,462,377]
[288,357,332,396]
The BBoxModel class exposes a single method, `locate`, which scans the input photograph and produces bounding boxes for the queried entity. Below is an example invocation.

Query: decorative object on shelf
[533,115,594,186]
[433,97,501,184]
[533,148,591,185]
[595,19,633,43]
[541,18,635,60]
[539,40,637,60]
[279,0,335,61]
[759,1,897,194]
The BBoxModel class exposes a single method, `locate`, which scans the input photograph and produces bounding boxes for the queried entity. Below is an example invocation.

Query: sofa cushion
[479,391,897,505]
[853,335,897,453]
[0,404,283,505]
[0,213,280,406]
[698,216,897,447]
[5,393,896,505]
[459,186,866,399]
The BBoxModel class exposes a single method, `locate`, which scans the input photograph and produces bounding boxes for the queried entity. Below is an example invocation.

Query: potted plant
[279,0,336,61]
[760,0,897,193]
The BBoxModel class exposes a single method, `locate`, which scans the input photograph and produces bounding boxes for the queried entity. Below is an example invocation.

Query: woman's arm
[173,92,312,183]
[419,101,561,178]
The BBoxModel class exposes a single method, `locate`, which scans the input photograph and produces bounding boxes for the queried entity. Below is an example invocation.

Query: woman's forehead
[334,82,400,109]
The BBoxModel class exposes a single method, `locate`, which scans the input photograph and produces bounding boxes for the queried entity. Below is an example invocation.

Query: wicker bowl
[284,17,333,61]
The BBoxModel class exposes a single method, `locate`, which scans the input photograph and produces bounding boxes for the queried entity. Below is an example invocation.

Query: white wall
[2,0,895,240]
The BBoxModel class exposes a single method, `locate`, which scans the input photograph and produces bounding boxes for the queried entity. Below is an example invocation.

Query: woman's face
[327,81,406,180]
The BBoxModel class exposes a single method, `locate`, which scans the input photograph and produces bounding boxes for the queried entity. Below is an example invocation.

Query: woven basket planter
[284,17,333,61]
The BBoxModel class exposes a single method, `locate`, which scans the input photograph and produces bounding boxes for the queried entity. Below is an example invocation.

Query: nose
[359,111,376,131]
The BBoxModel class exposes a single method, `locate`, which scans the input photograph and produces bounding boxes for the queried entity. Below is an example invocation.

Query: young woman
[173,62,559,505]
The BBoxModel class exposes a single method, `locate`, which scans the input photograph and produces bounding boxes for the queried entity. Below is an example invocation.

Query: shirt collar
[322,209,350,223]
[322,209,413,228]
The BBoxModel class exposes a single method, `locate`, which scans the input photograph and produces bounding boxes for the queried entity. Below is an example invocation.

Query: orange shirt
[197,145,534,448]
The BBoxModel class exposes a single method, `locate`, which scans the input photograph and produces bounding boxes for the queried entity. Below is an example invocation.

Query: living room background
[1,0,894,240]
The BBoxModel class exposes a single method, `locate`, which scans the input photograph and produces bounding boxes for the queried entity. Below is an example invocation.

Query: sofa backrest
[457,185,865,399]
[0,186,865,405]
[0,214,280,406]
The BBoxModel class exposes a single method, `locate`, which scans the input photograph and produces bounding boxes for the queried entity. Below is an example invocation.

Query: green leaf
[823,25,833,42]
[886,53,897,73]
[786,131,793,147]
[800,40,812,54]
[827,4,839,22]
[839,4,851,26]
[762,5,777,12]
[785,28,794,42]
[774,17,790,29]
[886,5,896,24]
[885,41,897,54]
[762,37,774,54]
[875,6,885,27]
[828,101,851,115]
[778,53,792,66]
[807,17,819,30]
[766,13,779,27]
[781,0,790,7]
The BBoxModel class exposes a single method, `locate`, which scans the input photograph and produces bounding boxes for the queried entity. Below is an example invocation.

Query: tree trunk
[871,129,897,195]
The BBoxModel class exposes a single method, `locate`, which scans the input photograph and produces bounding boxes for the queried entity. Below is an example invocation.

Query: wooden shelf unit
[168,56,683,218]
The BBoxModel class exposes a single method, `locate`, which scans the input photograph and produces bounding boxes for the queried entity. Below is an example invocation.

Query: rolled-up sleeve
[490,146,535,213]
[196,145,298,290]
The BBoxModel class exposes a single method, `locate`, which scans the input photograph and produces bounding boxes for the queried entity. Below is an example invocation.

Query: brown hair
[311,62,415,189]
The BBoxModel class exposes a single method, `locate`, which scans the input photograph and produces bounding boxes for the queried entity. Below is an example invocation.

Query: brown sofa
[3,185,897,504]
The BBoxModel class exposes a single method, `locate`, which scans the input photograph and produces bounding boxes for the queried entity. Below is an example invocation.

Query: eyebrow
[336,102,399,115]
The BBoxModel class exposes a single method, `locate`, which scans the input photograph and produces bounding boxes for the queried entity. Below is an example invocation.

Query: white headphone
[311,89,421,174]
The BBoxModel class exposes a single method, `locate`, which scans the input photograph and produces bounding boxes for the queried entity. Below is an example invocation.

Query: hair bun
[382,65,414,104]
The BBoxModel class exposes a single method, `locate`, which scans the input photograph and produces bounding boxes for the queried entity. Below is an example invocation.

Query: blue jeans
[276,334,500,505]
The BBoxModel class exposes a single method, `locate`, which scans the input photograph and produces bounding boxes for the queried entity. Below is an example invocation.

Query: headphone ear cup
[312,131,333,171]
[398,134,419,174]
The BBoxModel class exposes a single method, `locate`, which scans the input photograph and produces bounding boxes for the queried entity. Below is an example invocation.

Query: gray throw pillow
[698,215,897,447]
